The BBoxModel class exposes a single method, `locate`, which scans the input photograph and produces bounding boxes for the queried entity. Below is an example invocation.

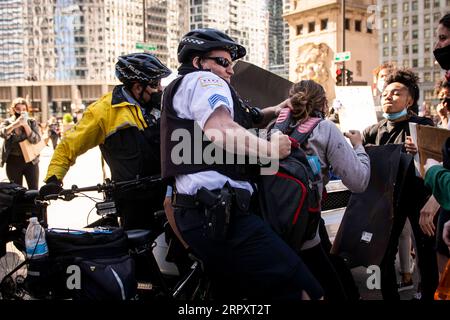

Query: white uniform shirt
[171,71,253,195]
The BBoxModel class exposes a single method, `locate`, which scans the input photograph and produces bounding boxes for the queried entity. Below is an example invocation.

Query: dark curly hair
[439,13,450,30]
[385,68,420,113]
[288,80,328,122]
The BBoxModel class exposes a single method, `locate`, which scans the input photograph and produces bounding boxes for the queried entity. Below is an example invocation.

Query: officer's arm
[203,106,291,160]
[256,98,293,128]
[45,108,105,182]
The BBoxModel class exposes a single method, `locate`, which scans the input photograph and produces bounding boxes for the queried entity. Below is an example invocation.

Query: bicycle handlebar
[40,175,162,201]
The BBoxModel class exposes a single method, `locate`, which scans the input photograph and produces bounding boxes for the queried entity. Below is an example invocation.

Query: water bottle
[25,217,48,259]
[25,217,50,297]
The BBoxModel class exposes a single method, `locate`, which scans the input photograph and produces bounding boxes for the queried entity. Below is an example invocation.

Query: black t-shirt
[362,114,434,147]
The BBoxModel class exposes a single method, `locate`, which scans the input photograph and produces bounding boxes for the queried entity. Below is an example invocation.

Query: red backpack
[258,109,322,252]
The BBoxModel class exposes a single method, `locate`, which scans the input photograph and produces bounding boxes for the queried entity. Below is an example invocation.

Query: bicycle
[0,177,210,300]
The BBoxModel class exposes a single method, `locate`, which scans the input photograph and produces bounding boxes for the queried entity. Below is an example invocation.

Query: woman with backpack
[266,80,370,300]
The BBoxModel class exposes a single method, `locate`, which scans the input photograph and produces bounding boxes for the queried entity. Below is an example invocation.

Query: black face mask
[148,91,163,110]
[434,45,450,70]
[137,87,162,111]
[14,112,21,119]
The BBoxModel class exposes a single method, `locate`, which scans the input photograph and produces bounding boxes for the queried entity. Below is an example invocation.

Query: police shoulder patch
[199,77,223,87]
[208,94,229,109]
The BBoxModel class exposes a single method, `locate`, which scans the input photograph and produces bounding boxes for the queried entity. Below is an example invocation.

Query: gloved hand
[39,175,63,197]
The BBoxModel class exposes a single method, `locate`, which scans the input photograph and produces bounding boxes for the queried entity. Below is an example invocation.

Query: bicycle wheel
[0,241,29,299]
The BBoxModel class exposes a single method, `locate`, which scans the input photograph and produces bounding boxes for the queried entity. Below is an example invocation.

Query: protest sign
[414,124,450,176]
[334,86,378,133]
[231,61,293,108]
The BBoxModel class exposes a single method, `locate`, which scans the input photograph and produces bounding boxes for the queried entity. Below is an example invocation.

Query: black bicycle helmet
[115,53,171,85]
[177,28,246,63]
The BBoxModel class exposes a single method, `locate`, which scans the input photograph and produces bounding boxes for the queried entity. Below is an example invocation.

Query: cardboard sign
[231,61,293,108]
[334,86,378,133]
[414,124,450,176]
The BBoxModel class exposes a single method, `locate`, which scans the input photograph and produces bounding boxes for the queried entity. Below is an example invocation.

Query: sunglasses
[203,56,234,68]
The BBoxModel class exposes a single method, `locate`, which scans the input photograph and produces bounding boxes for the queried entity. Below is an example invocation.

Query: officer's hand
[39,176,63,198]
[270,131,291,160]
[274,98,293,117]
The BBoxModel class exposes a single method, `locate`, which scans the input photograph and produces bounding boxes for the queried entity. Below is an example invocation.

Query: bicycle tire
[0,241,29,300]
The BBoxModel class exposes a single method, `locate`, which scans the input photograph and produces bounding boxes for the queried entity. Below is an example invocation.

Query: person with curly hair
[363,68,439,300]
[266,80,370,300]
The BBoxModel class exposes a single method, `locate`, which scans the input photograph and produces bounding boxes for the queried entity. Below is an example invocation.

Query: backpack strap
[273,107,292,133]
[290,117,322,145]
[273,108,322,145]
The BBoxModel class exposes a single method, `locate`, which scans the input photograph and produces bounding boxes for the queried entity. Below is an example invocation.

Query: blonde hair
[9,97,30,115]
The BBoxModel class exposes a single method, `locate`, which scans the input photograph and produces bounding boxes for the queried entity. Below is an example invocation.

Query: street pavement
[0,144,419,300]
[0,144,108,229]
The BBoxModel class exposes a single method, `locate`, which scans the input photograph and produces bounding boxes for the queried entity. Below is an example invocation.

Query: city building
[0,0,144,122]
[283,0,378,100]
[283,0,292,79]
[379,0,450,106]
[189,0,269,69]
[166,0,190,70]
[268,0,286,77]
[0,0,273,121]
[145,0,169,67]
[267,0,291,79]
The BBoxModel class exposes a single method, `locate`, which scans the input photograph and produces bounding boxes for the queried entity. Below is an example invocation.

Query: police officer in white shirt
[160,28,323,300]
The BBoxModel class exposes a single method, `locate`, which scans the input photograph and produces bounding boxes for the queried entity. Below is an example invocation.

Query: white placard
[334,86,378,134]
[408,122,421,177]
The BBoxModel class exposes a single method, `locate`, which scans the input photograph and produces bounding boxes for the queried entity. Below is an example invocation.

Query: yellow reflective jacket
[45,86,156,182]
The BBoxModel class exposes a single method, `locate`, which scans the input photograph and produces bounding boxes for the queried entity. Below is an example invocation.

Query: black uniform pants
[174,206,324,300]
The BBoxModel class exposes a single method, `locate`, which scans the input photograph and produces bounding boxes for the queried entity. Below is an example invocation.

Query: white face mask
[377,79,385,93]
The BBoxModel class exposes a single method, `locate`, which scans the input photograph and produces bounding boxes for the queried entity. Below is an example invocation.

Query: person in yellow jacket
[40,53,171,230]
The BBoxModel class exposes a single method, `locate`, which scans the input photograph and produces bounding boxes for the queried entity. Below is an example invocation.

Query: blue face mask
[383,108,407,120]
